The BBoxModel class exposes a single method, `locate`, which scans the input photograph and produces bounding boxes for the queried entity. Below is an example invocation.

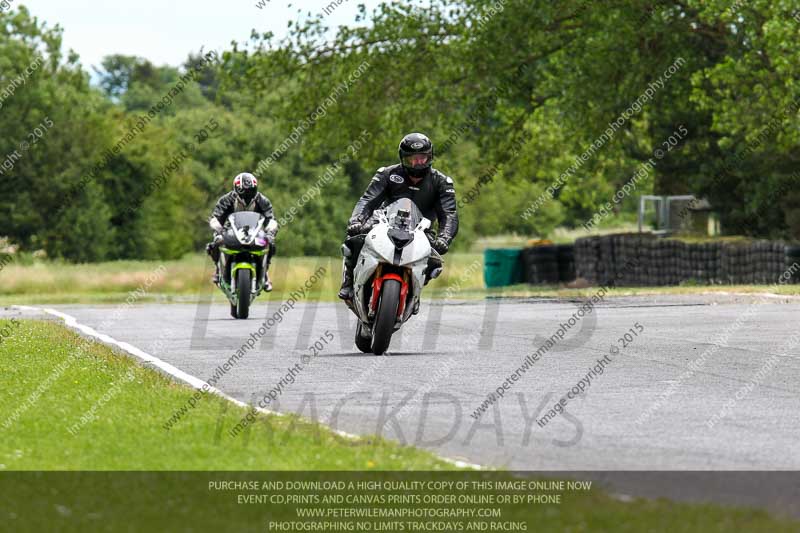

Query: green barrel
[484,248,524,288]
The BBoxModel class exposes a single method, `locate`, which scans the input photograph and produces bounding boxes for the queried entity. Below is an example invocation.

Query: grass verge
[1,254,799,305]
[0,319,449,470]
[0,254,484,305]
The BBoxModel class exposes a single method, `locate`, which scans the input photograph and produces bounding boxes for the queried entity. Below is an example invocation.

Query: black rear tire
[371,279,401,355]
[236,268,252,320]
[355,322,372,353]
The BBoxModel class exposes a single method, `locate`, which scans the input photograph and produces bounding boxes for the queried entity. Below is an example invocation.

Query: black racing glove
[346,217,365,236]
[432,237,450,255]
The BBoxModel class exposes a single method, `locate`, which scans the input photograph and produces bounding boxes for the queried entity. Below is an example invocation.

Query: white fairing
[352,212,433,326]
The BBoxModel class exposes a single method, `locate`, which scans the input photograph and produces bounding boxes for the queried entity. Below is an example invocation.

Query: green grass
[548,223,641,244]
[1,252,798,306]
[0,253,486,305]
[0,319,450,470]
[1,319,798,532]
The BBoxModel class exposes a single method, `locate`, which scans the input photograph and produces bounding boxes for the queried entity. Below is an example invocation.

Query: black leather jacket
[211,191,275,226]
[350,165,459,244]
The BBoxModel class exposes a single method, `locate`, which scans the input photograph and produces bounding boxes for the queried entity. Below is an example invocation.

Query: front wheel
[236,268,252,319]
[371,279,401,355]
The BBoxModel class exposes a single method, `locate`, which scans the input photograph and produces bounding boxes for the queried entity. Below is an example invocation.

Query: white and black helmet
[233,172,258,204]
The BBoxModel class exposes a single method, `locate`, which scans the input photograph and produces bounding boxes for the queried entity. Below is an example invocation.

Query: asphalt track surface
[7,292,800,518]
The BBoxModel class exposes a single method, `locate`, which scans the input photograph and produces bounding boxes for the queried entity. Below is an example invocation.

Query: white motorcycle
[344,198,442,355]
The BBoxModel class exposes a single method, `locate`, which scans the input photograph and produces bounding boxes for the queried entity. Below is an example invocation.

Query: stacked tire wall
[521,245,576,285]
[574,234,800,286]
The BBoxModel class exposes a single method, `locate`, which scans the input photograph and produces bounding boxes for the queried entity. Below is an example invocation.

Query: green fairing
[221,248,266,256]
[232,263,256,273]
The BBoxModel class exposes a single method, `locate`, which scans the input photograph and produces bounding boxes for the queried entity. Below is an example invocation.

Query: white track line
[13,305,481,471]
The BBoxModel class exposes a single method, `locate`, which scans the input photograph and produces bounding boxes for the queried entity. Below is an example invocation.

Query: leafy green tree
[0,7,120,260]
[94,55,142,99]
[4,0,800,265]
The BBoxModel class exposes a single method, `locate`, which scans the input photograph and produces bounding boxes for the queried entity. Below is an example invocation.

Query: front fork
[231,263,258,294]
[369,265,411,319]
[221,248,269,294]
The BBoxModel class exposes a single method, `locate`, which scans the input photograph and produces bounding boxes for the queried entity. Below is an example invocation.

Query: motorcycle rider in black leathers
[338,133,459,300]
[207,172,278,291]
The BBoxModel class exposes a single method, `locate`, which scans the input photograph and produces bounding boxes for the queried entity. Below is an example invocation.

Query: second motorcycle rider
[338,133,459,300]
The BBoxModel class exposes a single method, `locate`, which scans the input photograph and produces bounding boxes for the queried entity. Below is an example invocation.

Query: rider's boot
[338,267,354,300]
[207,241,221,285]
[264,271,273,292]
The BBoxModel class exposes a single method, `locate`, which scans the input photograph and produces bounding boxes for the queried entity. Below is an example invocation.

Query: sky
[23,0,386,70]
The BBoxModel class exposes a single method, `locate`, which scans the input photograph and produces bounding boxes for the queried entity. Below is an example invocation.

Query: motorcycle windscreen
[228,211,264,245]
[229,211,263,230]
[384,198,424,231]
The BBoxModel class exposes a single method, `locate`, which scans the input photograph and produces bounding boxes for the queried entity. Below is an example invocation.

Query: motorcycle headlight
[388,228,414,249]
[235,226,256,244]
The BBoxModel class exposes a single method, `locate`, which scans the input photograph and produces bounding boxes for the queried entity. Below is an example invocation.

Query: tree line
[0,1,798,262]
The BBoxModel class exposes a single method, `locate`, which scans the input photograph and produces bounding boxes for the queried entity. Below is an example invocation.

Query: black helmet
[233,172,258,204]
[399,133,433,178]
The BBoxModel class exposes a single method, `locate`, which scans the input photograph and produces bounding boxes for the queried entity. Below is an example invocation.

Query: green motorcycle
[215,211,274,319]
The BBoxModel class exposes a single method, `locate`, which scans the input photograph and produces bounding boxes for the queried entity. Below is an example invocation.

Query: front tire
[236,268,251,319]
[371,279,401,355]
